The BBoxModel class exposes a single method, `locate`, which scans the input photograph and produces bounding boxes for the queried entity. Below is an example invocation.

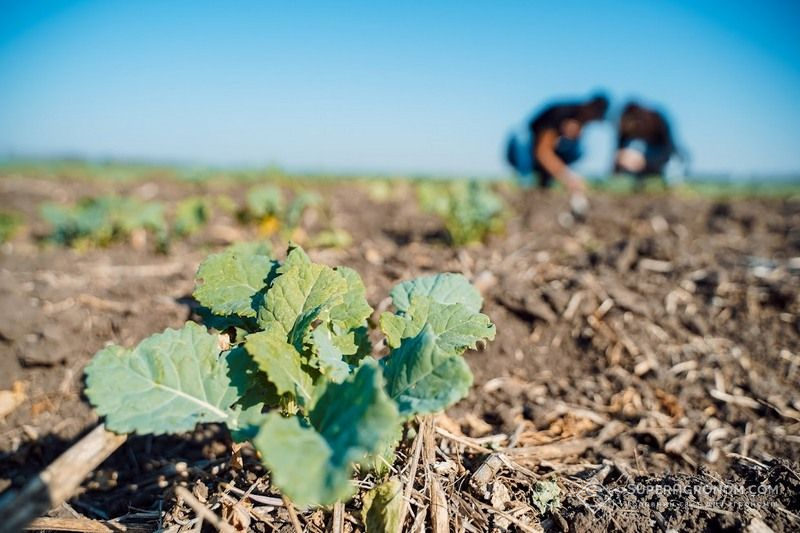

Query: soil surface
[1,175,798,532]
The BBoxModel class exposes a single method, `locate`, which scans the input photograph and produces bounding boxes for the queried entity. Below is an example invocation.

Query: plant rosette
[85,243,495,507]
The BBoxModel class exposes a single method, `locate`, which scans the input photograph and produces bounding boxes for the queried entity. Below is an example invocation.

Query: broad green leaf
[85,323,238,435]
[349,325,373,363]
[254,362,401,506]
[362,478,404,533]
[288,306,322,353]
[254,414,335,505]
[225,346,279,410]
[229,403,269,443]
[224,346,277,442]
[280,243,311,273]
[245,328,314,405]
[330,266,373,331]
[311,326,350,383]
[333,325,372,364]
[257,260,348,335]
[194,248,276,318]
[382,326,473,417]
[381,296,496,351]
[332,328,359,355]
[380,312,411,350]
[390,273,483,314]
[309,362,400,470]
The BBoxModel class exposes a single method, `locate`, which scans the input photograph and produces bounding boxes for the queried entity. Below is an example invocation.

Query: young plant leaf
[332,325,372,364]
[311,326,350,383]
[381,295,496,351]
[330,266,373,331]
[229,403,269,443]
[84,322,238,435]
[361,478,404,533]
[225,346,279,410]
[254,362,401,506]
[390,273,483,314]
[194,247,276,318]
[380,312,411,350]
[245,327,314,406]
[280,243,311,272]
[288,306,322,353]
[257,260,348,334]
[253,413,334,505]
[382,326,473,417]
[308,361,400,467]
[225,346,274,442]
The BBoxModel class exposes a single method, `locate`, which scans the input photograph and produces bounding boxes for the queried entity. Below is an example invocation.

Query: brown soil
[0,175,798,532]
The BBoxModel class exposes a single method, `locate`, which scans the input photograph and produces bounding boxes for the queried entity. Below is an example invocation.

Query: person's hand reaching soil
[562,168,587,194]
[569,191,589,219]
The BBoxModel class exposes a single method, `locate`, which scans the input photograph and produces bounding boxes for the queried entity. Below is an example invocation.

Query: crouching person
[506,93,609,217]
[615,102,686,187]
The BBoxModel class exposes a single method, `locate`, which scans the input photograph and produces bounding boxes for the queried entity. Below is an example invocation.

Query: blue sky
[1,0,799,177]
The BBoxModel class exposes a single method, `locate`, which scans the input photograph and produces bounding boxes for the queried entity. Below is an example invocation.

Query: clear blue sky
[1,0,799,177]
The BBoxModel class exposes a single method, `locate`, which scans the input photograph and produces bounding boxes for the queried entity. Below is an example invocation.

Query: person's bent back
[529,94,609,191]
[614,102,678,181]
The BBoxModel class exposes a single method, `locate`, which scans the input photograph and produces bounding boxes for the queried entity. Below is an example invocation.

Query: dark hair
[580,93,609,121]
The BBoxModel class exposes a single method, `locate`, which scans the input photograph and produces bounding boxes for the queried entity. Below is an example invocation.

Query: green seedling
[41,196,166,249]
[417,181,507,246]
[84,244,495,506]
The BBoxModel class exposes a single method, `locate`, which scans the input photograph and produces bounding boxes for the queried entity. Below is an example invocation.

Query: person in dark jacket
[614,102,684,184]
[507,93,609,193]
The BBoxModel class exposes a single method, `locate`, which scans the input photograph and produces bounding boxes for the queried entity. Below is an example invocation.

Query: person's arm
[534,129,586,192]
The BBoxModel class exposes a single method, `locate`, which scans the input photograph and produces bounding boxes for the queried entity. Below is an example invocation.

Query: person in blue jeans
[506,93,609,192]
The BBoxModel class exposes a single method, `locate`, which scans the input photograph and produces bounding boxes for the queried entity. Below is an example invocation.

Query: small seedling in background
[41,196,167,250]
[0,210,22,244]
[172,197,211,238]
[417,181,507,246]
[240,185,321,241]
